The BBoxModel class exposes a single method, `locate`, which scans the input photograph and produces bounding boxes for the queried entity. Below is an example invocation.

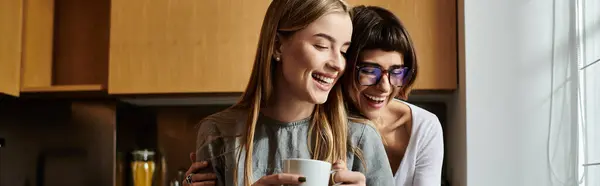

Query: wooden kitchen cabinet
[347,0,457,90]
[4,0,457,96]
[1,0,110,96]
[19,0,110,93]
[0,0,23,96]
[108,0,456,94]
[108,0,271,94]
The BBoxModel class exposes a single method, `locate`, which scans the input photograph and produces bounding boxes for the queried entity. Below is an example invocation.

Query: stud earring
[275,56,281,61]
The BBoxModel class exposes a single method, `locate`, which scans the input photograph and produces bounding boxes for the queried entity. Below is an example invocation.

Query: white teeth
[365,94,386,101]
[312,74,334,84]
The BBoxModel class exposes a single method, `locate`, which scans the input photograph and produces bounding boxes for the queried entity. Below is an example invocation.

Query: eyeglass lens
[357,66,409,86]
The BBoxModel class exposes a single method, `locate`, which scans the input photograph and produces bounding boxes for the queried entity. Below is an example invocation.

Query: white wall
[461,0,578,185]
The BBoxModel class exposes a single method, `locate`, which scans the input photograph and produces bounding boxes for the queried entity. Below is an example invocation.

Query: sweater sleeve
[412,117,444,186]
[353,124,396,185]
[195,119,226,186]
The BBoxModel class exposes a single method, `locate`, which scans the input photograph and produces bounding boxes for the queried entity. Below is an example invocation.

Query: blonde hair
[231,0,351,185]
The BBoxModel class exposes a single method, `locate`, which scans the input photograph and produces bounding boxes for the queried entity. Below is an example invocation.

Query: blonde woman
[341,6,444,186]
[183,0,394,186]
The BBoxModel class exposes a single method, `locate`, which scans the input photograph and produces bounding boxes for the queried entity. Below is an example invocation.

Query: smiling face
[275,11,353,104]
[351,49,405,118]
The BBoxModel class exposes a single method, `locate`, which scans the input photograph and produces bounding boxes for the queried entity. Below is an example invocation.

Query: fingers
[184,180,216,186]
[331,160,366,185]
[185,161,212,180]
[191,181,216,186]
[333,160,347,170]
[190,152,196,162]
[192,173,217,182]
[182,169,217,186]
[182,172,216,186]
[190,161,211,172]
[332,170,365,185]
[254,173,306,185]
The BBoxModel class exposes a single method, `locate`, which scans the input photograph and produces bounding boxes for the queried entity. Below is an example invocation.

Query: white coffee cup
[283,158,335,186]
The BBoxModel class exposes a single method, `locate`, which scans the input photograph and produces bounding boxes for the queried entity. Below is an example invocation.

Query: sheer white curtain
[546,0,579,185]
[531,0,597,185]
[577,0,600,185]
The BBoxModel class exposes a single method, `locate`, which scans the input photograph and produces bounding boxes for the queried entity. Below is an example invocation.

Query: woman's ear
[273,33,284,62]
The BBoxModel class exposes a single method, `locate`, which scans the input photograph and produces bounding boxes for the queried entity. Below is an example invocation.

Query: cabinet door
[0,0,23,96]
[346,0,457,90]
[109,0,271,94]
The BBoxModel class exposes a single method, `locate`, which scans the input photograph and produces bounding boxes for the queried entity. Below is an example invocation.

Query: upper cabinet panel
[108,0,271,94]
[0,0,23,96]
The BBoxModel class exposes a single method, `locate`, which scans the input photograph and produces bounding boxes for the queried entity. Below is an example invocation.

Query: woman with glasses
[182,1,395,186]
[341,5,444,186]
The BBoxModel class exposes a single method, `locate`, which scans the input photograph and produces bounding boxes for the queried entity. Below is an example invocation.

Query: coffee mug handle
[330,169,343,186]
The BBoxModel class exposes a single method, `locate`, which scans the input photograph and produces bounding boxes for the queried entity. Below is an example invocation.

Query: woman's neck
[262,95,314,122]
[262,78,315,123]
[373,100,410,133]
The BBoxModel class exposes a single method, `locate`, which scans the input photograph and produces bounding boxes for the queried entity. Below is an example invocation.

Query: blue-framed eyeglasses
[356,64,412,87]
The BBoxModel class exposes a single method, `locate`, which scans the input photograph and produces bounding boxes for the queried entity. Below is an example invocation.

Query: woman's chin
[358,103,383,120]
[306,88,332,104]
[311,95,329,104]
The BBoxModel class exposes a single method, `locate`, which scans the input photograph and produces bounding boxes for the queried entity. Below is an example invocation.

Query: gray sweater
[195,108,394,185]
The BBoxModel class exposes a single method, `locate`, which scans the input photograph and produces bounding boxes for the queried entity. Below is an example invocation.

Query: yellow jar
[131,149,156,186]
